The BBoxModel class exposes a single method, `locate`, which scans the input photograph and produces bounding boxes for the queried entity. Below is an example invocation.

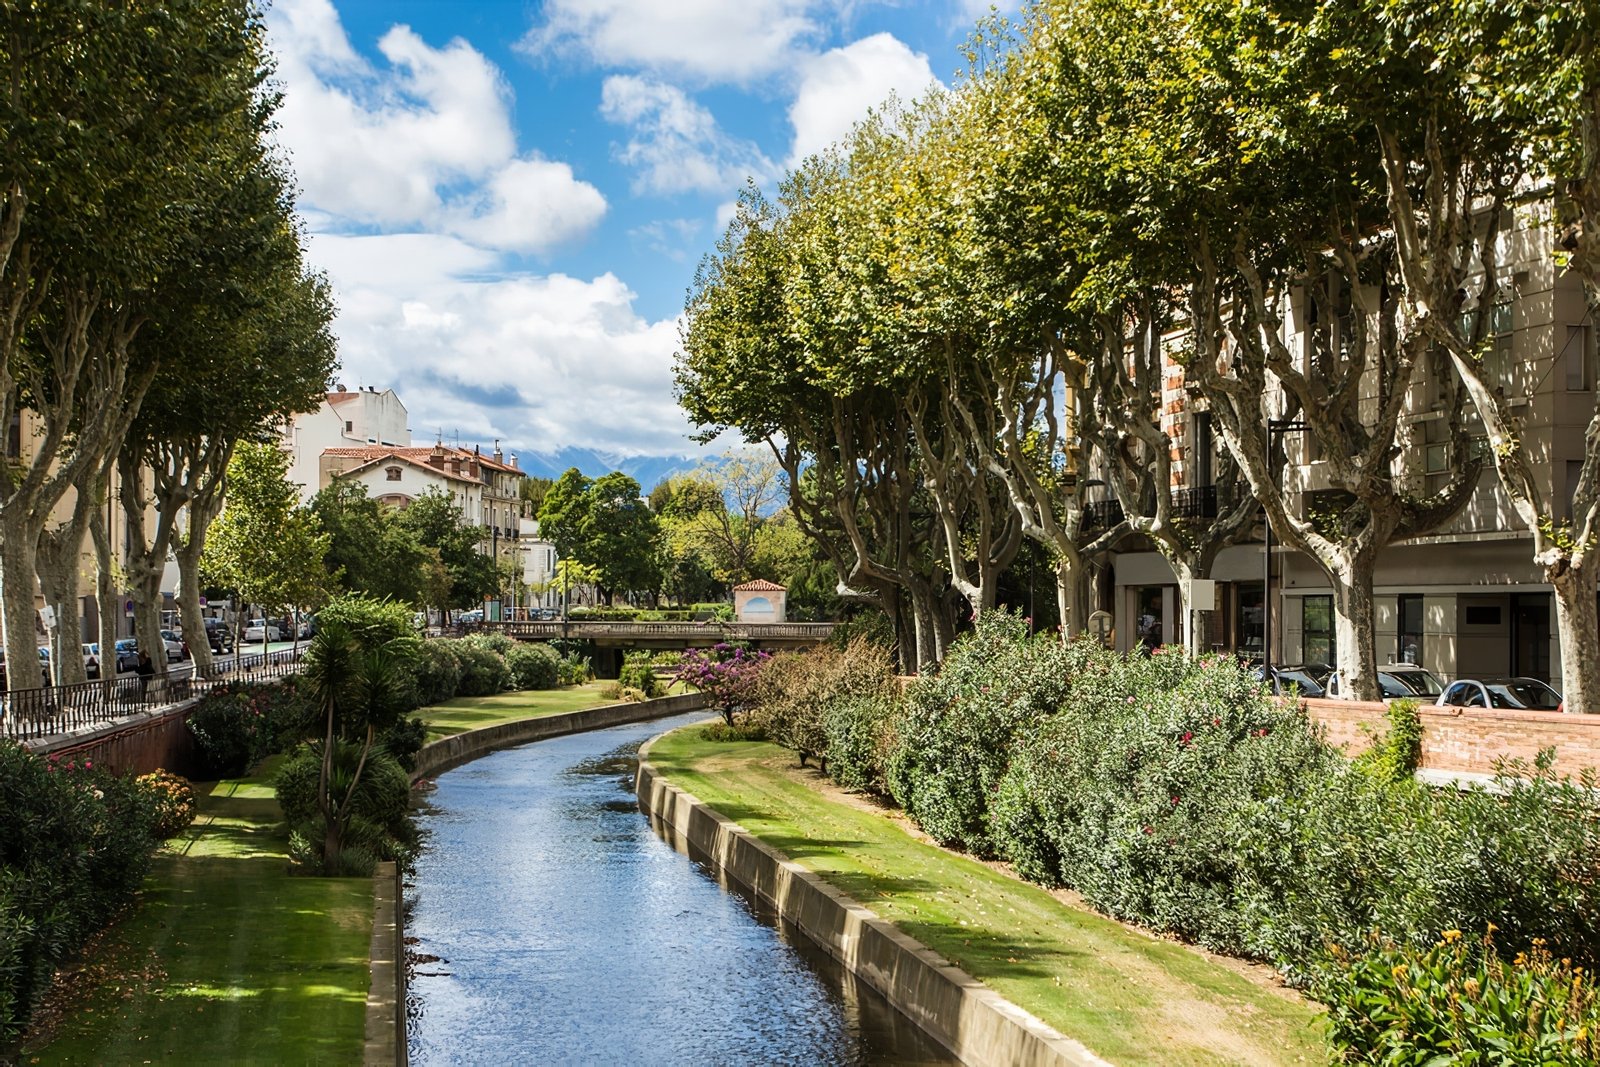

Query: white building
[282,384,411,501]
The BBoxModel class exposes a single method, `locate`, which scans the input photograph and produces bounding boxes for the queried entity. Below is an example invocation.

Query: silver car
[1436,676,1562,711]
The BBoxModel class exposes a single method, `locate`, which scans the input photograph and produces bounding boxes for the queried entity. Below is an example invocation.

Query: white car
[242,619,284,643]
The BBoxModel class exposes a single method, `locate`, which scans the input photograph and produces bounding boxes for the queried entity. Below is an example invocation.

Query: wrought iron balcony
[1081,498,1124,533]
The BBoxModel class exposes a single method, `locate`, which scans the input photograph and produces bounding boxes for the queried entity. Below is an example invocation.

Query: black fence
[0,647,307,744]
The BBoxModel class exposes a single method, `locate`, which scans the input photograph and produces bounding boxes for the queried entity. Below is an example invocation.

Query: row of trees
[678,0,1600,706]
[0,1,339,688]
[528,452,834,615]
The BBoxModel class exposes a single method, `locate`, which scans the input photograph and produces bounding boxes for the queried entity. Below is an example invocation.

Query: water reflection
[407,711,953,1066]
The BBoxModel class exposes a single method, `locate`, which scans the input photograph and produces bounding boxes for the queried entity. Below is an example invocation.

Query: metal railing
[478,619,836,643]
[1,646,307,744]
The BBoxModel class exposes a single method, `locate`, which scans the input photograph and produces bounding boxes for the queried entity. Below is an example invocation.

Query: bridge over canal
[477,620,836,673]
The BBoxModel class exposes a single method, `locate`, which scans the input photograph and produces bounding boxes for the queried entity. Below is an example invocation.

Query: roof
[733,579,786,592]
[321,445,523,478]
[322,448,480,486]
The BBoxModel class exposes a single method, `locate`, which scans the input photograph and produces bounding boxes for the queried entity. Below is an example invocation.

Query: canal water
[406,711,954,1065]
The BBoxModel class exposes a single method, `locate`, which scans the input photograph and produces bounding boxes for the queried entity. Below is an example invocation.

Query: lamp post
[1262,417,1307,671]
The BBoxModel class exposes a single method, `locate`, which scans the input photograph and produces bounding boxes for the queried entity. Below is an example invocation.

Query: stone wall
[411,691,709,781]
[1301,698,1600,777]
[636,754,1108,1067]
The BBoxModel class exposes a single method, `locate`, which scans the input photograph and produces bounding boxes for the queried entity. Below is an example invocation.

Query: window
[1236,582,1264,656]
[1302,595,1335,667]
[1397,594,1423,665]
[385,466,402,481]
[1135,586,1165,653]
[1486,298,1514,383]
[1465,605,1502,626]
[1567,324,1592,391]
[344,420,353,432]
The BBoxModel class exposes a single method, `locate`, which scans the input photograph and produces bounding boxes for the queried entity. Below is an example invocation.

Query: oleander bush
[0,744,163,1045]
[886,612,1090,856]
[412,639,463,704]
[451,637,511,696]
[823,692,901,796]
[505,642,561,690]
[185,679,318,777]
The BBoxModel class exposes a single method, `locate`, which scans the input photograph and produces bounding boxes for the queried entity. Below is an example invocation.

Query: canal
[406,711,954,1065]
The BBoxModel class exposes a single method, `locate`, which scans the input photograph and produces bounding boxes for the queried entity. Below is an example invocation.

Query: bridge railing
[479,620,836,642]
[1,646,308,745]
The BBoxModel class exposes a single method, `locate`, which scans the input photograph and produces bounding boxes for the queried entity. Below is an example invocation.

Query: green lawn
[418,681,614,739]
[25,759,372,1065]
[645,728,1328,1066]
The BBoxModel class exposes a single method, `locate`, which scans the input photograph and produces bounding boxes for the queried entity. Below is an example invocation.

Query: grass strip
[418,681,613,739]
[25,758,372,1065]
[645,727,1328,1066]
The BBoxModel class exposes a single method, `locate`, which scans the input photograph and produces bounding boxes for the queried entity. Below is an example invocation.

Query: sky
[262,0,1010,473]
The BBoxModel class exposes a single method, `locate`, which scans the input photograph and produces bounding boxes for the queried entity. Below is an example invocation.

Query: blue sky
[263,0,1007,467]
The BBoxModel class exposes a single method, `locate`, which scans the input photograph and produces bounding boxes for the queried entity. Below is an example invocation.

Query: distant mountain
[511,447,703,490]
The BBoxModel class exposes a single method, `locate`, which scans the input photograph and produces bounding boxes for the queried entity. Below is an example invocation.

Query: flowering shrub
[505,642,561,690]
[1321,929,1600,1063]
[135,769,198,839]
[412,640,463,704]
[186,686,268,775]
[674,642,771,725]
[887,611,1093,856]
[1,742,162,1042]
[451,637,511,696]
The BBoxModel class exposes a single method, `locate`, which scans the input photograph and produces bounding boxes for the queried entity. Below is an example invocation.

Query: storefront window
[1398,594,1423,665]
[1236,583,1264,661]
[1135,586,1164,653]
[1303,596,1335,667]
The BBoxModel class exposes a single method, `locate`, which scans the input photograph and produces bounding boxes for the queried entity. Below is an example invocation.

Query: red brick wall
[1302,698,1600,777]
[30,701,208,779]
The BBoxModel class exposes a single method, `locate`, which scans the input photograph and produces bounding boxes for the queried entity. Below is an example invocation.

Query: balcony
[1081,498,1124,534]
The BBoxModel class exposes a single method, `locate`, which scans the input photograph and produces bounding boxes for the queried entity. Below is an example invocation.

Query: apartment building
[1101,212,1597,689]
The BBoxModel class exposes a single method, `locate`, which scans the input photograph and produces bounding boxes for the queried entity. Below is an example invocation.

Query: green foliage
[617,652,661,699]
[887,612,1084,855]
[185,679,318,776]
[556,651,594,686]
[450,637,511,697]
[375,716,427,773]
[412,640,463,705]
[824,693,901,796]
[504,642,561,690]
[308,481,430,605]
[699,720,768,742]
[0,744,162,1043]
[1355,698,1424,785]
[753,638,899,769]
[135,770,198,840]
[395,489,496,611]
[274,743,415,875]
[202,440,329,615]
[827,609,896,654]
[1321,931,1600,1064]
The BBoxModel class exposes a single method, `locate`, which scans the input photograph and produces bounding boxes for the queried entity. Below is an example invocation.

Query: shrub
[617,652,661,699]
[887,612,1086,856]
[556,651,593,686]
[413,640,462,705]
[505,643,561,690]
[753,638,898,770]
[451,638,510,696]
[675,642,771,725]
[1320,930,1600,1064]
[827,609,895,655]
[135,770,197,839]
[824,693,900,795]
[700,719,767,742]
[274,742,416,874]
[597,681,622,701]
[186,686,271,776]
[0,743,162,1043]
[376,716,428,772]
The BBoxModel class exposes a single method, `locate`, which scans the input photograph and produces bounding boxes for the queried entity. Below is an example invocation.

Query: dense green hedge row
[742,612,1600,1060]
[0,745,197,1047]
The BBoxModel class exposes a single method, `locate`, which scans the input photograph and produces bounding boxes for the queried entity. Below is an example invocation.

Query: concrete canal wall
[636,748,1109,1067]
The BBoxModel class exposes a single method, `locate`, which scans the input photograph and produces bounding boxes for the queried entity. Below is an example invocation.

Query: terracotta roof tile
[733,579,786,592]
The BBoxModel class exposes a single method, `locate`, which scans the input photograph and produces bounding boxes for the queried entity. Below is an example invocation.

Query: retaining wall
[22,698,208,778]
[365,862,406,1067]
[636,754,1108,1067]
[411,691,709,781]
[1302,698,1600,777]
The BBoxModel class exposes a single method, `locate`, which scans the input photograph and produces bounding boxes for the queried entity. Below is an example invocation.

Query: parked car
[1436,676,1563,711]
[159,629,188,662]
[242,619,284,643]
[0,648,48,689]
[83,642,99,680]
[1252,663,1332,698]
[112,638,141,674]
[201,617,233,653]
[1326,662,1446,701]
[458,609,484,626]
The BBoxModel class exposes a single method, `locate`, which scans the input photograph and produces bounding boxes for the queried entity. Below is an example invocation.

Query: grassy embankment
[645,727,1329,1066]
[28,682,620,1062]
[26,758,371,1064]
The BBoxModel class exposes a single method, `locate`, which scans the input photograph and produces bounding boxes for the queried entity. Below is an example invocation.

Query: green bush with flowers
[1,742,164,1045]
[1321,928,1599,1063]
[134,769,198,839]
[185,680,315,776]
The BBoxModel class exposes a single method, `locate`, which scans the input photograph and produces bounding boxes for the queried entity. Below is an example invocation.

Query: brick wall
[1302,698,1600,777]
[26,700,209,779]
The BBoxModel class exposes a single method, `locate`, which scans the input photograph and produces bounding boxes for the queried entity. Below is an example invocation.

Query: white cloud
[600,75,774,196]
[787,34,941,165]
[304,234,697,456]
[267,0,605,253]
[525,0,822,84]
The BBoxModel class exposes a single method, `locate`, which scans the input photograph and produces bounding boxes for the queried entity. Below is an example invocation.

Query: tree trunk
[1550,558,1600,713]
[1329,544,1381,702]
[1055,557,1081,642]
[0,533,45,692]
[176,549,213,675]
[89,496,122,688]
[35,554,82,686]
